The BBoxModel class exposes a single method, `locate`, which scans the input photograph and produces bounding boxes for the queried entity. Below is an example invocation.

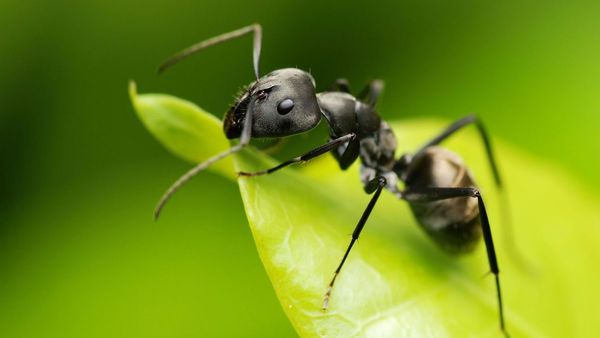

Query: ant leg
[331,78,352,93]
[238,133,356,177]
[357,79,385,107]
[413,114,501,187]
[412,115,530,272]
[323,176,387,310]
[154,99,255,220]
[158,23,262,79]
[333,137,360,170]
[402,187,508,336]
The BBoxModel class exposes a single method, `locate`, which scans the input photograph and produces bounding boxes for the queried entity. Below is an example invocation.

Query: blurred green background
[1,0,598,337]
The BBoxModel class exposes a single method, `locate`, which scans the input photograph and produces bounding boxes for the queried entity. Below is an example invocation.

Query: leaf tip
[128,80,138,104]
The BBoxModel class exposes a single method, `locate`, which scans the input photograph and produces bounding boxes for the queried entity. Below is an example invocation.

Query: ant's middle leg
[238,133,356,177]
[322,176,387,310]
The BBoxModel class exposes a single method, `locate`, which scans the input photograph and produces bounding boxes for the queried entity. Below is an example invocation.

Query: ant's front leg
[238,133,356,177]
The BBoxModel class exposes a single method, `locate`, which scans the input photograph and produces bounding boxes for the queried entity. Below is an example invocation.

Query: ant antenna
[157,23,262,80]
[153,98,255,220]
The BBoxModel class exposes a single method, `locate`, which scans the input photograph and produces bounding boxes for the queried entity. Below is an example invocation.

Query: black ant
[154,24,509,336]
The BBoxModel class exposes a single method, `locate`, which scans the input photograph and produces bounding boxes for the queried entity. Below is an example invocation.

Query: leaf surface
[131,85,600,338]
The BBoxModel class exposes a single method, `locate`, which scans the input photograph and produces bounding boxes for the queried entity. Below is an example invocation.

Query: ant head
[224,68,321,139]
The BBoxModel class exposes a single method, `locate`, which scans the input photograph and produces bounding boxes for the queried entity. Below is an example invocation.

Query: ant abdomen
[405,147,482,253]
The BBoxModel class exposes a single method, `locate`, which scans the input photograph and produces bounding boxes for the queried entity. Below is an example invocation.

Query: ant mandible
[154,24,509,336]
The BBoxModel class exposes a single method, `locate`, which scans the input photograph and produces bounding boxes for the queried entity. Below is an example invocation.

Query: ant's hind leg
[413,114,501,187]
[411,115,532,272]
[402,187,509,337]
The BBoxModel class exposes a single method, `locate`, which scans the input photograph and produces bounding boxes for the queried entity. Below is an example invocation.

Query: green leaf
[129,81,235,180]
[130,85,600,337]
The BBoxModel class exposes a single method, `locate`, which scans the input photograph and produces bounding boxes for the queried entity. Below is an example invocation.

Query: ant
[154,24,509,336]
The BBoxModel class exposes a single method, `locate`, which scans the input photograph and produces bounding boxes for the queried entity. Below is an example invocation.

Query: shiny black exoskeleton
[154,24,509,336]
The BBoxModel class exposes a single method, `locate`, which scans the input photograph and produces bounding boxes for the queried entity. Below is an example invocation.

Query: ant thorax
[318,91,400,193]
[358,121,397,172]
[358,122,402,197]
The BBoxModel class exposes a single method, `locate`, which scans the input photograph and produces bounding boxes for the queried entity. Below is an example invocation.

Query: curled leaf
[129,81,234,179]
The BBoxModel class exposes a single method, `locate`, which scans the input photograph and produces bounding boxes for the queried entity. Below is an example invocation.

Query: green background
[1,1,598,337]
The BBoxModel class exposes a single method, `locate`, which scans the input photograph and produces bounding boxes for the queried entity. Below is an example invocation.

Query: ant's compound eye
[277,98,294,115]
